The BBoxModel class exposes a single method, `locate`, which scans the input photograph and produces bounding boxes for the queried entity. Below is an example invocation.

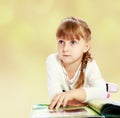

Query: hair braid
[75,51,92,88]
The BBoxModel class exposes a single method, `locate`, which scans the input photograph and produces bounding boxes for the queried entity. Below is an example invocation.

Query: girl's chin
[62,60,73,65]
[59,57,74,64]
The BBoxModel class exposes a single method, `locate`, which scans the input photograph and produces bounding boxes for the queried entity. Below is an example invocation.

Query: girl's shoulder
[86,59,99,70]
[46,53,63,70]
[85,59,101,75]
[46,52,58,60]
[87,58,97,65]
[46,52,61,64]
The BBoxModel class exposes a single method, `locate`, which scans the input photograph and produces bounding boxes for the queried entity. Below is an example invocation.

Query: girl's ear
[83,42,90,53]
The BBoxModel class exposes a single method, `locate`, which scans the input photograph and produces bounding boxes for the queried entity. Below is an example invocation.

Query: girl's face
[57,37,90,65]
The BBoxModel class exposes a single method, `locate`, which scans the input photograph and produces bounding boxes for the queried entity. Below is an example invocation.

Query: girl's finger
[55,95,65,109]
[49,94,60,109]
[63,97,68,108]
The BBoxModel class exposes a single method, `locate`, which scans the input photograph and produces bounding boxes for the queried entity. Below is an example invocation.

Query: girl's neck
[62,59,82,80]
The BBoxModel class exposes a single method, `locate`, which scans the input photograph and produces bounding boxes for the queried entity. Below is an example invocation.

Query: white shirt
[46,53,107,102]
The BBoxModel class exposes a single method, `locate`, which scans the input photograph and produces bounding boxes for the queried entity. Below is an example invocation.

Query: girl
[46,16,116,110]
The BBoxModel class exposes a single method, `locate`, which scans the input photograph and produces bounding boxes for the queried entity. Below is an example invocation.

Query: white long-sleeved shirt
[46,53,107,102]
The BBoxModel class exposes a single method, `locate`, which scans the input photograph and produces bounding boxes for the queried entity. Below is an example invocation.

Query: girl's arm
[46,54,63,100]
[84,60,107,102]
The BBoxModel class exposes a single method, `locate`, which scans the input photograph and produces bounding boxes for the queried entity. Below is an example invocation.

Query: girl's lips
[63,54,70,56]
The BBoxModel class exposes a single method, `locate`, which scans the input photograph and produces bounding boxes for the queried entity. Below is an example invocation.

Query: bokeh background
[0,0,120,118]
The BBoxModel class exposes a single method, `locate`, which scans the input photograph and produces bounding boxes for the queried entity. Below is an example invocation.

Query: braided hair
[75,51,92,88]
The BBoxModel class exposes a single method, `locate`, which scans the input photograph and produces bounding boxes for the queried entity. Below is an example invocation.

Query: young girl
[46,16,117,110]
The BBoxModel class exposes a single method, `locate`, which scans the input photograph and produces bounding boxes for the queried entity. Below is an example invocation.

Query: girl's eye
[71,40,77,45]
[58,40,64,44]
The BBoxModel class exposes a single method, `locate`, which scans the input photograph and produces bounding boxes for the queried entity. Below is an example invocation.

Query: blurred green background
[0,0,120,118]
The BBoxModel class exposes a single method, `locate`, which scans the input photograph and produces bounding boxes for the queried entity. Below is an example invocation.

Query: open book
[31,100,120,118]
[31,103,104,118]
[88,100,120,117]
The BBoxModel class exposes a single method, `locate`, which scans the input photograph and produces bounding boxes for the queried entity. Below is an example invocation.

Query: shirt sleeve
[84,60,107,102]
[46,54,63,100]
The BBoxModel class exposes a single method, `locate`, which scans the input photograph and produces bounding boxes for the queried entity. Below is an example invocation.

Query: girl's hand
[49,88,86,110]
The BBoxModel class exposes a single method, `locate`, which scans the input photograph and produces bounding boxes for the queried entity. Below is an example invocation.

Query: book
[31,100,120,118]
[30,103,104,118]
[88,100,120,117]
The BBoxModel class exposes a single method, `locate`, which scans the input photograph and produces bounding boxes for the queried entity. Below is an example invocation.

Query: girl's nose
[63,43,69,52]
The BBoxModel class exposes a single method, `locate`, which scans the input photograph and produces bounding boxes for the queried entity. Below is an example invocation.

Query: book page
[88,100,107,114]
[109,101,120,106]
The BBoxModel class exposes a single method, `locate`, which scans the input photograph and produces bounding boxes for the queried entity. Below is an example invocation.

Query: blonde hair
[56,16,92,88]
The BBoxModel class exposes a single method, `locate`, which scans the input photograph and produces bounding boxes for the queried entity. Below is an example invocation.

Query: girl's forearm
[73,88,86,102]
